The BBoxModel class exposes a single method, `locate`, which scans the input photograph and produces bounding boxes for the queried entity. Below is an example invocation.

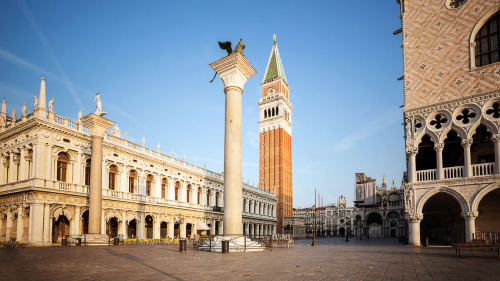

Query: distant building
[353,174,406,238]
[293,196,353,237]
[283,217,305,237]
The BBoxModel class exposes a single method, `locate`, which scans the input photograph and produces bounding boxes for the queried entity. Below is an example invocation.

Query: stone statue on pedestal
[22,104,27,116]
[95,93,107,116]
[48,98,55,112]
[33,96,38,108]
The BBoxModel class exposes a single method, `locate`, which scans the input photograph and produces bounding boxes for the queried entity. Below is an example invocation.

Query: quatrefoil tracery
[430,114,448,129]
[456,109,476,124]
[486,102,500,119]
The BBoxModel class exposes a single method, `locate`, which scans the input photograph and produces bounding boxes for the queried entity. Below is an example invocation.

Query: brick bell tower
[259,35,293,233]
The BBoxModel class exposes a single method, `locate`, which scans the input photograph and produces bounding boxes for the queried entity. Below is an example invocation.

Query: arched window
[129,170,137,193]
[161,178,167,198]
[186,184,192,203]
[84,159,91,185]
[272,107,275,117]
[175,181,180,201]
[264,110,267,119]
[276,106,279,116]
[268,109,271,118]
[416,134,437,171]
[215,191,220,207]
[57,152,70,182]
[206,189,211,207]
[108,165,118,190]
[474,12,499,67]
[146,174,153,196]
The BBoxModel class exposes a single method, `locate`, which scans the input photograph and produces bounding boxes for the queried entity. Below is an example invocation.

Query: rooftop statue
[33,96,38,108]
[95,93,107,116]
[48,98,55,112]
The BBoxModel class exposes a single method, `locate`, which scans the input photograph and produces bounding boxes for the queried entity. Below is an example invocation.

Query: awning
[196,220,211,231]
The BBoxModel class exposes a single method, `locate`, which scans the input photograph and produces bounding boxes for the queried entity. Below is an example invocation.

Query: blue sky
[0,1,404,207]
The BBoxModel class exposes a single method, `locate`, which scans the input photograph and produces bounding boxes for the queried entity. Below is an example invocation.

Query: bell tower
[258,35,293,233]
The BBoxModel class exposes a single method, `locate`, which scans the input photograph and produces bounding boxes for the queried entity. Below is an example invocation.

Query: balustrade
[416,169,436,182]
[472,162,494,176]
[444,166,464,179]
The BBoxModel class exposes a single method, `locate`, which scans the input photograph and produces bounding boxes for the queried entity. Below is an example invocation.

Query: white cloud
[330,109,400,153]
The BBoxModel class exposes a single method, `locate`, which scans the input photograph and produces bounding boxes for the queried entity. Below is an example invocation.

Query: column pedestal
[210,52,256,236]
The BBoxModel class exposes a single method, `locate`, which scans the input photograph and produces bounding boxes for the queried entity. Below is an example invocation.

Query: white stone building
[0,77,277,245]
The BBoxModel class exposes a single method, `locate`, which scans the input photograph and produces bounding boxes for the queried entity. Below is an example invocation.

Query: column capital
[81,114,114,137]
[210,52,257,91]
[461,138,473,147]
[492,134,500,143]
[405,213,423,223]
[434,143,444,151]
[462,211,478,218]
[406,147,418,155]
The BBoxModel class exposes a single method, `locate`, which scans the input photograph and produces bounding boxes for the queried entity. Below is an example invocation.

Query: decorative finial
[42,75,45,80]
[273,34,276,42]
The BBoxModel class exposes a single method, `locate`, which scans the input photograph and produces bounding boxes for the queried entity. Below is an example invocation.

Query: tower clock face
[447,0,467,9]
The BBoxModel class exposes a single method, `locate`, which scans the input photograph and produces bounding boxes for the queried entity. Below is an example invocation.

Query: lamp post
[308,205,318,246]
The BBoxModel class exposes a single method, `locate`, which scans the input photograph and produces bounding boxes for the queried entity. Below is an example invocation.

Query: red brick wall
[403,1,500,110]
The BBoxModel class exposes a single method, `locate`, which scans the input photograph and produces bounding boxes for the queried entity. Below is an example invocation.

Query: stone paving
[1,238,500,281]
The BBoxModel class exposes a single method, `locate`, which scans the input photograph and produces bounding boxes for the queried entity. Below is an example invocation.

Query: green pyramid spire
[263,36,286,83]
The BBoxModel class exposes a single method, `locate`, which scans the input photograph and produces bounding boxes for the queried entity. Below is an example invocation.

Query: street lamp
[307,205,319,246]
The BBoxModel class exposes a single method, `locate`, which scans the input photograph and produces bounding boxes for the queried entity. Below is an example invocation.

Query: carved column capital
[405,213,423,223]
[492,134,500,143]
[461,138,473,147]
[406,147,418,155]
[434,143,444,151]
[462,211,478,218]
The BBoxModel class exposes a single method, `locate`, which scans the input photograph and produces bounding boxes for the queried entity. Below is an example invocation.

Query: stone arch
[440,125,467,143]
[51,206,73,221]
[126,212,139,224]
[469,6,500,69]
[416,186,469,215]
[470,183,498,214]
[105,210,121,222]
[468,119,497,139]
[415,130,439,146]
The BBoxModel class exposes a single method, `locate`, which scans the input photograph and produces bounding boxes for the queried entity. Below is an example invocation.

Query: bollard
[424,237,429,247]
[222,240,229,253]
[179,239,187,252]
[61,238,66,246]
[114,237,120,245]
[76,238,82,246]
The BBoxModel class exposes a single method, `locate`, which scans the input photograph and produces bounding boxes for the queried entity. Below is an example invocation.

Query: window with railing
[109,165,118,190]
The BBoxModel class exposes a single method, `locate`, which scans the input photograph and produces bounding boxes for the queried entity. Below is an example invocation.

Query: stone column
[462,139,473,177]
[19,147,26,181]
[463,212,477,243]
[29,203,44,244]
[407,215,422,246]
[434,143,444,180]
[16,206,24,242]
[43,204,51,243]
[210,52,256,236]
[139,212,145,239]
[5,209,12,241]
[81,114,113,235]
[406,148,418,183]
[493,134,500,174]
[154,218,160,239]
[74,206,81,235]
[121,212,127,238]
[168,217,174,238]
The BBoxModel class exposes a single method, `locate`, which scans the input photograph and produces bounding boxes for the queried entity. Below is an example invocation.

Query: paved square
[1,238,499,280]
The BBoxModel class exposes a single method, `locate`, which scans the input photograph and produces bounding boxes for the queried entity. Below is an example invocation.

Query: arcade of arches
[408,186,500,246]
